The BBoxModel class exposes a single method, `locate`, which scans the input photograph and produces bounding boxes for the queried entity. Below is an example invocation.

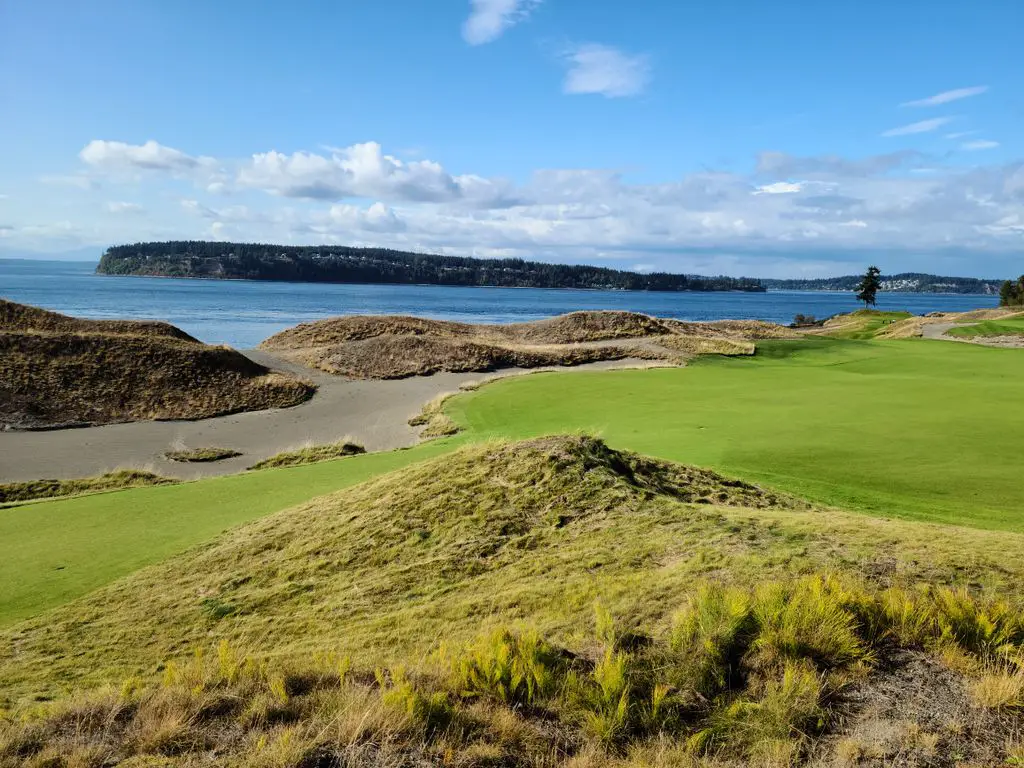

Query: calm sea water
[1,259,999,349]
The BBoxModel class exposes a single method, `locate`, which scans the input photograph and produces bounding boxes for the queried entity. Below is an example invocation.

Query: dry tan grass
[0,298,196,341]
[0,301,315,429]
[261,311,776,379]
[0,469,174,504]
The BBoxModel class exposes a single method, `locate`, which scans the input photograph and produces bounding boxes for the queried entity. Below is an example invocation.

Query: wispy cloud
[753,181,803,195]
[105,201,144,214]
[561,43,650,98]
[901,86,988,107]
[462,0,539,46]
[962,139,1000,151]
[881,117,952,137]
[945,131,978,139]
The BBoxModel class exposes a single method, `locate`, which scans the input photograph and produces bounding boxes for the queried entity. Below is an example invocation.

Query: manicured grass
[0,441,454,626]
[447,337,1024,531]
[947,317,1024,337]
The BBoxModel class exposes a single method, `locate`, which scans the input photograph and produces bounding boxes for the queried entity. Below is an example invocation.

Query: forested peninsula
[762,272,1002,294]
[95,241,765,292]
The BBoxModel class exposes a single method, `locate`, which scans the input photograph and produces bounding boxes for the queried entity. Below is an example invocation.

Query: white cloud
[235,142,515,205]
[561,44,650,98]
[80,139,211,172]
[901,86,988,107]
[881,117,953,137]
[754,181,803,195]
[11,139,1024,273]
[105,201,144,214]
[462,0,539,45]
[962,139,1000,151]
[945,131,979,139]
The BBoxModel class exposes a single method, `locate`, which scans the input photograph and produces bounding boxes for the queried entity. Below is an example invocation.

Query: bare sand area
[0,352,661,482]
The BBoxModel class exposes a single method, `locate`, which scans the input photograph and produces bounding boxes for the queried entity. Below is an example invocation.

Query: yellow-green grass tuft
[0,469,174,505]
[247,439,366,470]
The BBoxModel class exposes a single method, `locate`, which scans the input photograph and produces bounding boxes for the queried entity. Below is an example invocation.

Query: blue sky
[1,0,1022,277]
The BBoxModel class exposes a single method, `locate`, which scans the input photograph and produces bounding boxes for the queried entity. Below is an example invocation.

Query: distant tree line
[762,272,1003,295]
[999,276,1024,307]
[96,242,766,293]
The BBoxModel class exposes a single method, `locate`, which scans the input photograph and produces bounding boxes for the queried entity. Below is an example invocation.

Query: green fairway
[448,338,1024,531]
[0,441,455,625]
[947,316,1024,337]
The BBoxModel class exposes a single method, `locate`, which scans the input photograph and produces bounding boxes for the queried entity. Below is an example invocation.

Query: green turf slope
[0,441,455,625]
[447,338,1024,531]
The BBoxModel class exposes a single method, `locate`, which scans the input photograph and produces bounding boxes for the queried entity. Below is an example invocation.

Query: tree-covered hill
[762,272,1002,294]
[96,241,765,292]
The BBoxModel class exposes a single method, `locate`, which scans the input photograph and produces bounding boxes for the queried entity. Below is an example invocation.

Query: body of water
[1,259,1000,349]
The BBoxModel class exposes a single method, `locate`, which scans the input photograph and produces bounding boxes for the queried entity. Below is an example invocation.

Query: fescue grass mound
[0,298,197,341]
[2,436,1024,765]
[0,300,314,429]
[261,311,770,378]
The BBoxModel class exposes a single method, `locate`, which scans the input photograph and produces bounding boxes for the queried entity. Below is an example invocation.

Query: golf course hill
[259,310,795,378]
[0,299,314,429]
[3,435,1024,765]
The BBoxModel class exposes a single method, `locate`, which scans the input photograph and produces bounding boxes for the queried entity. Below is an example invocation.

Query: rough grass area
[0,470,173,505]
[3,584,1023,768]
[447,337,1024,531]
[0,298,196,341]
[2,437,1024,765]
[0,441,454,625]
[6,436,1024,702]
[247,440,366,470]
[1,300,315,429]
[164,446,242,463]
[409,392,461,438]
[815,309,913,339]
[946,316,1024,338]
[259,310,774,378]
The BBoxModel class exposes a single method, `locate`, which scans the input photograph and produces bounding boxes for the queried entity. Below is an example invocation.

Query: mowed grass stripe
[0,440,457,625]
[446,337,1024,531]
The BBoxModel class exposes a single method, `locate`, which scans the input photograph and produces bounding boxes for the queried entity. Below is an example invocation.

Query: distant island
[96,241,765,293]
[762,272,1002,294]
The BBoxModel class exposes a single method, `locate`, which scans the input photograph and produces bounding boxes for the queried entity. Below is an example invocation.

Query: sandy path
[0,353,662,482]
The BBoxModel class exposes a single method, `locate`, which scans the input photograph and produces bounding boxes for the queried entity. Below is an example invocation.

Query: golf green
[448,338,1024,531]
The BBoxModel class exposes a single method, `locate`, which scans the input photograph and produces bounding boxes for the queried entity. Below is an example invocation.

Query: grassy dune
[259,310,764,378]
[0,300,314,429]
[3,437,1024,765]
[0,442,452,625]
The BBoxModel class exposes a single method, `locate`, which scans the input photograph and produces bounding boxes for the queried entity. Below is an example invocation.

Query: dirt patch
[809,649,1023,767]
